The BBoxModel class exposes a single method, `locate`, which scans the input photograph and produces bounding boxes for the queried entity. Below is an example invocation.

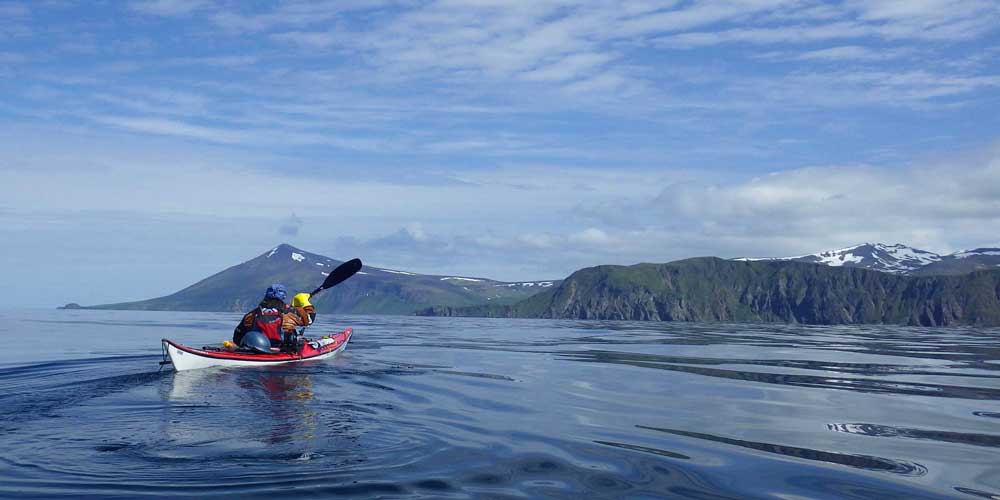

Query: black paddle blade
[312,258,363,295]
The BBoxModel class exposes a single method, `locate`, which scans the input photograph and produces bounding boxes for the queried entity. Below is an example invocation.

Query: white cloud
[516,233,556,249]
[612,0,786,37]
[657,0,1000,47]
[11,0,998,159]
[579,144,1000,258]
[209,0,384,33]
[344,151,1000,276]
[0,51,25,63]
[162,55,259,67]
[0,124,672,227]
[851,0,998,28]
[404,222,429,242]
[0,2,29,18]
[713,69,1000,110]
[270,30,339,48]
[757,45,913,62]
[329,226,583,280]
[518,52,616,82]
[4,121,999,291]
[570,227,611,246]
[94,116,249,144]
[0,2,30,39]
[561,71,631,95]
[279,213,303,236]
[130,0,208,17]
[658,22,872,48]
[90,114,396,152]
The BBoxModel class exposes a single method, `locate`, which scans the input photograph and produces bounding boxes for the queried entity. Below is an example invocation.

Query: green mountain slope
[83,244,558,314]
[418,258,1000,326]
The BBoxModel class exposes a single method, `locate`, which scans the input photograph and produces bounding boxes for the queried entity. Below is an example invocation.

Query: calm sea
[1,310,999,499]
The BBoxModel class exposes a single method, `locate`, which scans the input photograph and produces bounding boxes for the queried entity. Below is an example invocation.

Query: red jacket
[233,298,313,344]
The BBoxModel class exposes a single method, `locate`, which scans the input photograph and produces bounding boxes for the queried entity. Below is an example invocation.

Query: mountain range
[419,242,1000,326]
[71,241,1000,326]
[735,243,1000,276]
[76,244,559,315]
[419,257,1000,326]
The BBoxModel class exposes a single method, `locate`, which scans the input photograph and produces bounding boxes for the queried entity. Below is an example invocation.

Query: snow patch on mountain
[291,252,305,262]
[736,243,944,275]
[814,249,864,267]
[880,244,942,265]
[496,281,555,288]
[955,248,1000,257]
[441,277,483,282]
[379,269,415,276]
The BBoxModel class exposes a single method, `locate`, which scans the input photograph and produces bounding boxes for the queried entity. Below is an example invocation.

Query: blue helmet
[240,331,271,353]
[264,284,287,301]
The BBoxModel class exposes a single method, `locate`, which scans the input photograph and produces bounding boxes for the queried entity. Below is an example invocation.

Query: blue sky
[2,0,999,306]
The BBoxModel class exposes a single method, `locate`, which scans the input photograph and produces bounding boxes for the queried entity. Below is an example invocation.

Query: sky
[2,0,999,307]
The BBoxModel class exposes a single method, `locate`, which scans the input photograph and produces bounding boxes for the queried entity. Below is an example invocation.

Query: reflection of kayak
[161,328,352,372]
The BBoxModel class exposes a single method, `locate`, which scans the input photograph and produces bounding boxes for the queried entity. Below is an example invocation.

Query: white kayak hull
[162,328,352,372]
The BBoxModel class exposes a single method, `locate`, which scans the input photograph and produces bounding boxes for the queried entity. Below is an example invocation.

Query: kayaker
[233,284,313,350]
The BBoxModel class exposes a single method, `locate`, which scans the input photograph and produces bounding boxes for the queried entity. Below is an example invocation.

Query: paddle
[286,258,361,342]
[310,258,363,297]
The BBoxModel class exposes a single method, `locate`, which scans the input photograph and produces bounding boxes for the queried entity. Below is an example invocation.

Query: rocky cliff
[418,258,1000,326]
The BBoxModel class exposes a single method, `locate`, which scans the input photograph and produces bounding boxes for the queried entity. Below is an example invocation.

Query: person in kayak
[233,284,314,351]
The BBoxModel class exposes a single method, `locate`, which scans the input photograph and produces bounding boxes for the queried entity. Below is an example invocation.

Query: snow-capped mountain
[736,243,1000,276]
[912,248,1000,276]
[81,244,560,314]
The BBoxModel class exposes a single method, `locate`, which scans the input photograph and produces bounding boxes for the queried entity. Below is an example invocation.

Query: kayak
[161,328,352,372]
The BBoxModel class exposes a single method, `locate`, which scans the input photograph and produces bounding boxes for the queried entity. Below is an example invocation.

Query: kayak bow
[161,328,352,372]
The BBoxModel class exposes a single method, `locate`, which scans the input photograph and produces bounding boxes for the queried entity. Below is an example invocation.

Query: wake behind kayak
[161,328,352,372]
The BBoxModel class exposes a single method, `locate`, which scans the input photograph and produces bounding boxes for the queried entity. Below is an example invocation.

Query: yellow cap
[292,292,312,308]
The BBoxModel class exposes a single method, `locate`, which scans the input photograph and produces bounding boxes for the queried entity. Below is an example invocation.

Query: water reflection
[827,423,1000,448]
[558,349,1000,399]
[166,367,321,447]
[637,425,928,476]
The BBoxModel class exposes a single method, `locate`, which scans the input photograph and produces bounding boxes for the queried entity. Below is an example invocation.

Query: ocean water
[1,310,999,499]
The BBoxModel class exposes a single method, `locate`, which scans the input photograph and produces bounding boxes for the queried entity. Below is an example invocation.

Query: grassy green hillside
[419,258,1000,326]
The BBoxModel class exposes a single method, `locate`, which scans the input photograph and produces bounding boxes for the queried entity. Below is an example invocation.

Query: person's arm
[282,306,306,332]
[281,306,315,338]
[302,305,316,326]
[233,311,254,343]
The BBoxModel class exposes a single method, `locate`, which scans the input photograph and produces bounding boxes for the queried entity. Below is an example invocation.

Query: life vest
[252,306,286,343]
